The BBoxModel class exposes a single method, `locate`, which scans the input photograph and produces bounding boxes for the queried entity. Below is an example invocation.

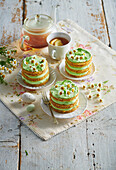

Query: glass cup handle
[20,35,30,50]
[52,49,56,59]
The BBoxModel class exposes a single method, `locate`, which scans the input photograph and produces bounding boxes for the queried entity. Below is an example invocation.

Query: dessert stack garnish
[50,80,79,113]
[0,46,17,85]
[65,48,92,78]
[22,55,49,87]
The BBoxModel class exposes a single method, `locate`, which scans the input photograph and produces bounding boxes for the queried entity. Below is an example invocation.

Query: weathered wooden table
[0,0,116,170]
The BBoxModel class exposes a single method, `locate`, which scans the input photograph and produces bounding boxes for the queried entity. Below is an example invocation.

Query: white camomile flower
[31,59,35,64]
[1,66,5,70]
[9,69,12,74]
[90,83,95,88]
[80,56,84,60]
[13,60,17,65]
[75,56,80,60]
[32,66,36,71]
[87,94,92,99]
[35,62,39,66]
[96,88,101,92]
[66,90,72,96]
[10,61,13,65]
[72,88,75,93]
[67,83,72,89]
[69,50,73,55]
[98,98,103,103]
[98,82,102,88]
[59,90,64,96]
[55,84,59,88]
[70,55,74,60]
[6,50,11,56]
[96,92,101,98]
[32,55,36,59]
[82,84,86,89]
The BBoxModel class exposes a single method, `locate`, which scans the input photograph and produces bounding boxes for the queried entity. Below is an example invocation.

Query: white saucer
[41,92,87,119]
[59,59,95,81]
[17,67,56,90]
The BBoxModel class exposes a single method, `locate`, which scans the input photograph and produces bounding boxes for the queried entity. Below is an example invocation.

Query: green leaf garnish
[107,90,111,93]
[11,50,17,53]
[25,150,28,156]
[61,80,67,84]
[36,65,42,71]
[0,76,7,85]
[0,61,6,66]
[103,80,109,84]
[39,60,43,63]
[76,53,83,56]
[91,90,96,92]
[101,88,107,90]
[93,94,96,96]
[64,89,66,95]
[77,48,82,52]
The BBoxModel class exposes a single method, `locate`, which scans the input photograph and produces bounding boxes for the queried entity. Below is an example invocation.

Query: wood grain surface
[0,0,116,170]
[0,0,23,45]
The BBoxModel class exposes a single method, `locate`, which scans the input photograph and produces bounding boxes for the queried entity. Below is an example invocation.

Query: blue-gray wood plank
[0,102,20,170]
[102,0,116,50]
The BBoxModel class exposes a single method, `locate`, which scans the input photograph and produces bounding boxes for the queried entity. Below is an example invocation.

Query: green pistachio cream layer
[23,55,47,72]
[66,48,92,63]
[50,80,79,99]
[22,74,49,84]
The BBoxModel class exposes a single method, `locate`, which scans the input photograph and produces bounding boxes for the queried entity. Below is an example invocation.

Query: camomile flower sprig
[81,80,109,103]
[0,46,17,57]
[87,81,109,91]
[0,46,17,85]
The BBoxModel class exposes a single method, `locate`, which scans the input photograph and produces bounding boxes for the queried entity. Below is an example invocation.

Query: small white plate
[41,92,87,119]
[17,67,56,90]
[59,59,95,81]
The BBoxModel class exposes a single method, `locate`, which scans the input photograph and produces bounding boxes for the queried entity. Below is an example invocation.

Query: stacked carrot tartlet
[65,48,92,78]
[22,55,49,87]
[50,80,79,113]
